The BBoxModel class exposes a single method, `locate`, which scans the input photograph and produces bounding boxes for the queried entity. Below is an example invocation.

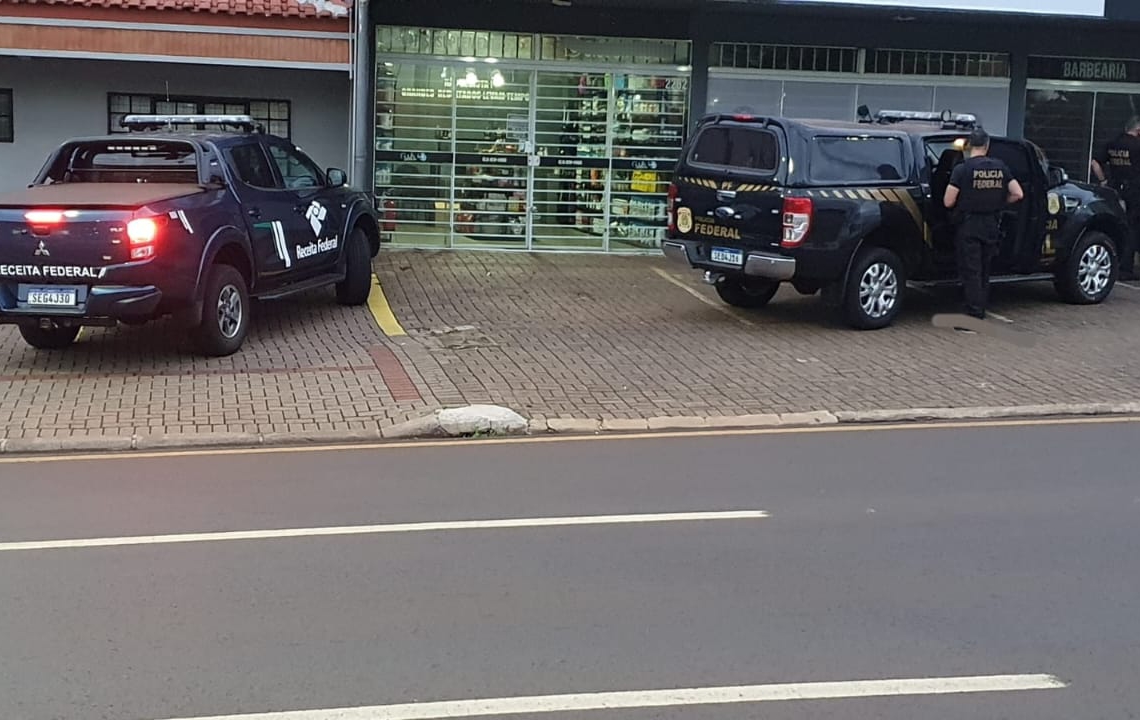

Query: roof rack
[120,114,263,133]
[868,109,977,130]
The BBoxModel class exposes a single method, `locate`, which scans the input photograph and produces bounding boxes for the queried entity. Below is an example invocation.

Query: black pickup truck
[662,110,1129,329]
[0,114,381,355]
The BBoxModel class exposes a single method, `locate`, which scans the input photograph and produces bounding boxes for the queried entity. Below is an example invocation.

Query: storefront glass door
[374,34,690,253]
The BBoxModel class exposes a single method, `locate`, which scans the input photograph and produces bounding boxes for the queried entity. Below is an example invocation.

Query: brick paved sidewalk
[2,248,1140,444]
[377,250,1140,423]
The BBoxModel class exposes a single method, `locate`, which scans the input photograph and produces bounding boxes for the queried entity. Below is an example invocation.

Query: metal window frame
[0,88,12,143]
[105,92,293,138]
[376,56,690,255]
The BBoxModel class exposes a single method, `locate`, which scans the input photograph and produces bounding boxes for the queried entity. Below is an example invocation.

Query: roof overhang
[0,10,351,70]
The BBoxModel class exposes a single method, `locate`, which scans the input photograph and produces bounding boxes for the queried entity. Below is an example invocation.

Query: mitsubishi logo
[34,240,50,257]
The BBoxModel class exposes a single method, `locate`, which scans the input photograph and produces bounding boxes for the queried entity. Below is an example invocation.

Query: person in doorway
[943,127,1024,325]
[1091,117,1140,281]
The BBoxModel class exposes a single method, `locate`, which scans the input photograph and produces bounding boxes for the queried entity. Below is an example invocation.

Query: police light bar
[120,114,262,132]
[874,110,977,128]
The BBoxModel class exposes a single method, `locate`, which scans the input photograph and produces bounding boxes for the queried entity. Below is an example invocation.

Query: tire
[336,228,372,306]
[19,323,80,350]
[192,264,250,357]
[714,276,780,308]
[1055,231,1116,305]
[842,246,906,330]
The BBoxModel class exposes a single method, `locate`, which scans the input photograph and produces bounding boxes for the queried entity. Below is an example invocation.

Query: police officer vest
[951,156,1010,215]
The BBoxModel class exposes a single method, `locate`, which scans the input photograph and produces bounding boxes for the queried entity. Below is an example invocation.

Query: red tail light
[25,210,65,225]
[127,217,159,260]
[781,196,813,248]
[666,183,678,233]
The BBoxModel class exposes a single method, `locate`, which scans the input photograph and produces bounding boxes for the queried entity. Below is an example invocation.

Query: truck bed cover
[0,183,208,209]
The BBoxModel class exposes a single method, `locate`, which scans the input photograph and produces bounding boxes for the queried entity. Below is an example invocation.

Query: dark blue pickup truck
[0,114,381,356]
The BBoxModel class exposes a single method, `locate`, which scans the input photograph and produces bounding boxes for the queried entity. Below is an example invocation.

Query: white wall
[0,56,350,193]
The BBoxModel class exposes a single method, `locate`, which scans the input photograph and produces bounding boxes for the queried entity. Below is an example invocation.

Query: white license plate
[27,289,78,307]
[710,247,744,266]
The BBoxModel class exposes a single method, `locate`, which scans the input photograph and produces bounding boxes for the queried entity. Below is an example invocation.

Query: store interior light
[492,71,505,88]
[460,56,477,62]
[484,57,499,63]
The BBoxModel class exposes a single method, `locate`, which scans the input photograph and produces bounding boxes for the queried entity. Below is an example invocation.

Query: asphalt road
[1,419,1138,720]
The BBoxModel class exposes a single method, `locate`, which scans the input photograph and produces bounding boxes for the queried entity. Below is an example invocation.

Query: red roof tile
[0,0,352,19]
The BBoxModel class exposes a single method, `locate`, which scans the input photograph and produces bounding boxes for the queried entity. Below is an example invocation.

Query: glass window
[228,144,279,189]
[707,77,783,116]
[781,82,857,121]
[1024,89,1094,181]
[107,93,291,138]
[0,89,11,143]
[266,143,324,189]
[809,136,906,183]
[690,126,779,172]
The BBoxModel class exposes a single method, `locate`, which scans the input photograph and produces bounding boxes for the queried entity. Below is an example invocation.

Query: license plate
[710,247,744,266]
[27,288,78,307]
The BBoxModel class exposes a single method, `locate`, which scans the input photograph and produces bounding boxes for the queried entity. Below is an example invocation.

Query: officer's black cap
[967,127,990,147]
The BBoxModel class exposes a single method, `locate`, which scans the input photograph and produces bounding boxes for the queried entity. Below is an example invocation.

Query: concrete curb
[2,402,1139,456]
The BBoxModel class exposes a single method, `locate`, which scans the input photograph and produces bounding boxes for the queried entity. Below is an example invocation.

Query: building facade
[366,0,1140,253]
[0,0,355,194]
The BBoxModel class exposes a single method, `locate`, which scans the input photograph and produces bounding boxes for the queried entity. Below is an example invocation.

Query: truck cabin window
[43,141,199,184]
[808,136,906,184]
[689,126,779,173]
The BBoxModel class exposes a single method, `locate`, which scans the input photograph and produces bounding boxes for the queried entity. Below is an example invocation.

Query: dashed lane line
[0,510,770,553]
[150,674,1066,719]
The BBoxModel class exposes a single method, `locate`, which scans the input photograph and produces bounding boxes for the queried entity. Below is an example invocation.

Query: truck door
[988,139,1046,273]
[263,139,345,276]
[225,143,297,288]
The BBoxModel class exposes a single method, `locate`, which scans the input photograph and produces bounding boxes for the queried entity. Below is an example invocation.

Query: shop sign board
[780,0,1104,16]
[1028,56,1140,83]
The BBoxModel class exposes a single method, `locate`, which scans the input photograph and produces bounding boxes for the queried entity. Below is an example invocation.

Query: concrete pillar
[1006,51,1028,140]
[351,0,372,193]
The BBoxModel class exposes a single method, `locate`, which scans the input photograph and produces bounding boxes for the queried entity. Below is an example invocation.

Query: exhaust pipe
[703,271,724,285]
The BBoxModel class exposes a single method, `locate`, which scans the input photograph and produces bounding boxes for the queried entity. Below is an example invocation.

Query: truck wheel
[843,246,905,330]
[19,323,80,350]
[1055,231,1116,305]
[336,228,372,306]
[193,264,249,357]
[715,276,779,308]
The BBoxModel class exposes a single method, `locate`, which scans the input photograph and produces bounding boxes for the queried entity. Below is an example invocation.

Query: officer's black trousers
[955,215,1000,319]
[1122,192,1140,275]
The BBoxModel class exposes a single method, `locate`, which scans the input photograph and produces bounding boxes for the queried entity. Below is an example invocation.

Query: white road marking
[652,268,759,328]
[1118,281,1140,291]
[0,510,769,553]
[152,674,1066,720]
[987,311,1015,324]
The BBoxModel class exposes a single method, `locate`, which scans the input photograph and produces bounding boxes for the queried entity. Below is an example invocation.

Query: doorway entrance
[373,29,691,253]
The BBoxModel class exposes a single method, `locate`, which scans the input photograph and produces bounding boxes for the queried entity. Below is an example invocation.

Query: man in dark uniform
[1091,116,1140,280]
[944,127,1024,322]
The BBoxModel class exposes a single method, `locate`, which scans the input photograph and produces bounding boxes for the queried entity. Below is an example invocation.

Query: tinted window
[266,143,324,189]
[690,126,778,172]
[229,144,278,189]
[809,136,907,183]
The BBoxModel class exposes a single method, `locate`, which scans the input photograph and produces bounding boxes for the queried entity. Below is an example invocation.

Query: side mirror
[326,168,348,187]
[1047,165,1067,188]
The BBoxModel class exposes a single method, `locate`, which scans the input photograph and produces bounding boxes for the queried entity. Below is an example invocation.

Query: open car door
[987,138,1048,274]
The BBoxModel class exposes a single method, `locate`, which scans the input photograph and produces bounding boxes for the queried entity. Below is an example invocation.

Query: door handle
[247,207,262,219]
[293,204,306,214]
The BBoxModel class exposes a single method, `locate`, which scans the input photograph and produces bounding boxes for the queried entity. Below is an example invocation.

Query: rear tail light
[25,209,73,235]
[666,183,678,232]
[25,210,65,225]
[127,217,159,260]
[781,196,813,248]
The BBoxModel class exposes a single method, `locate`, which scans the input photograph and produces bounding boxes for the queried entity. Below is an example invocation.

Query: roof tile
[0,0,352,19]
